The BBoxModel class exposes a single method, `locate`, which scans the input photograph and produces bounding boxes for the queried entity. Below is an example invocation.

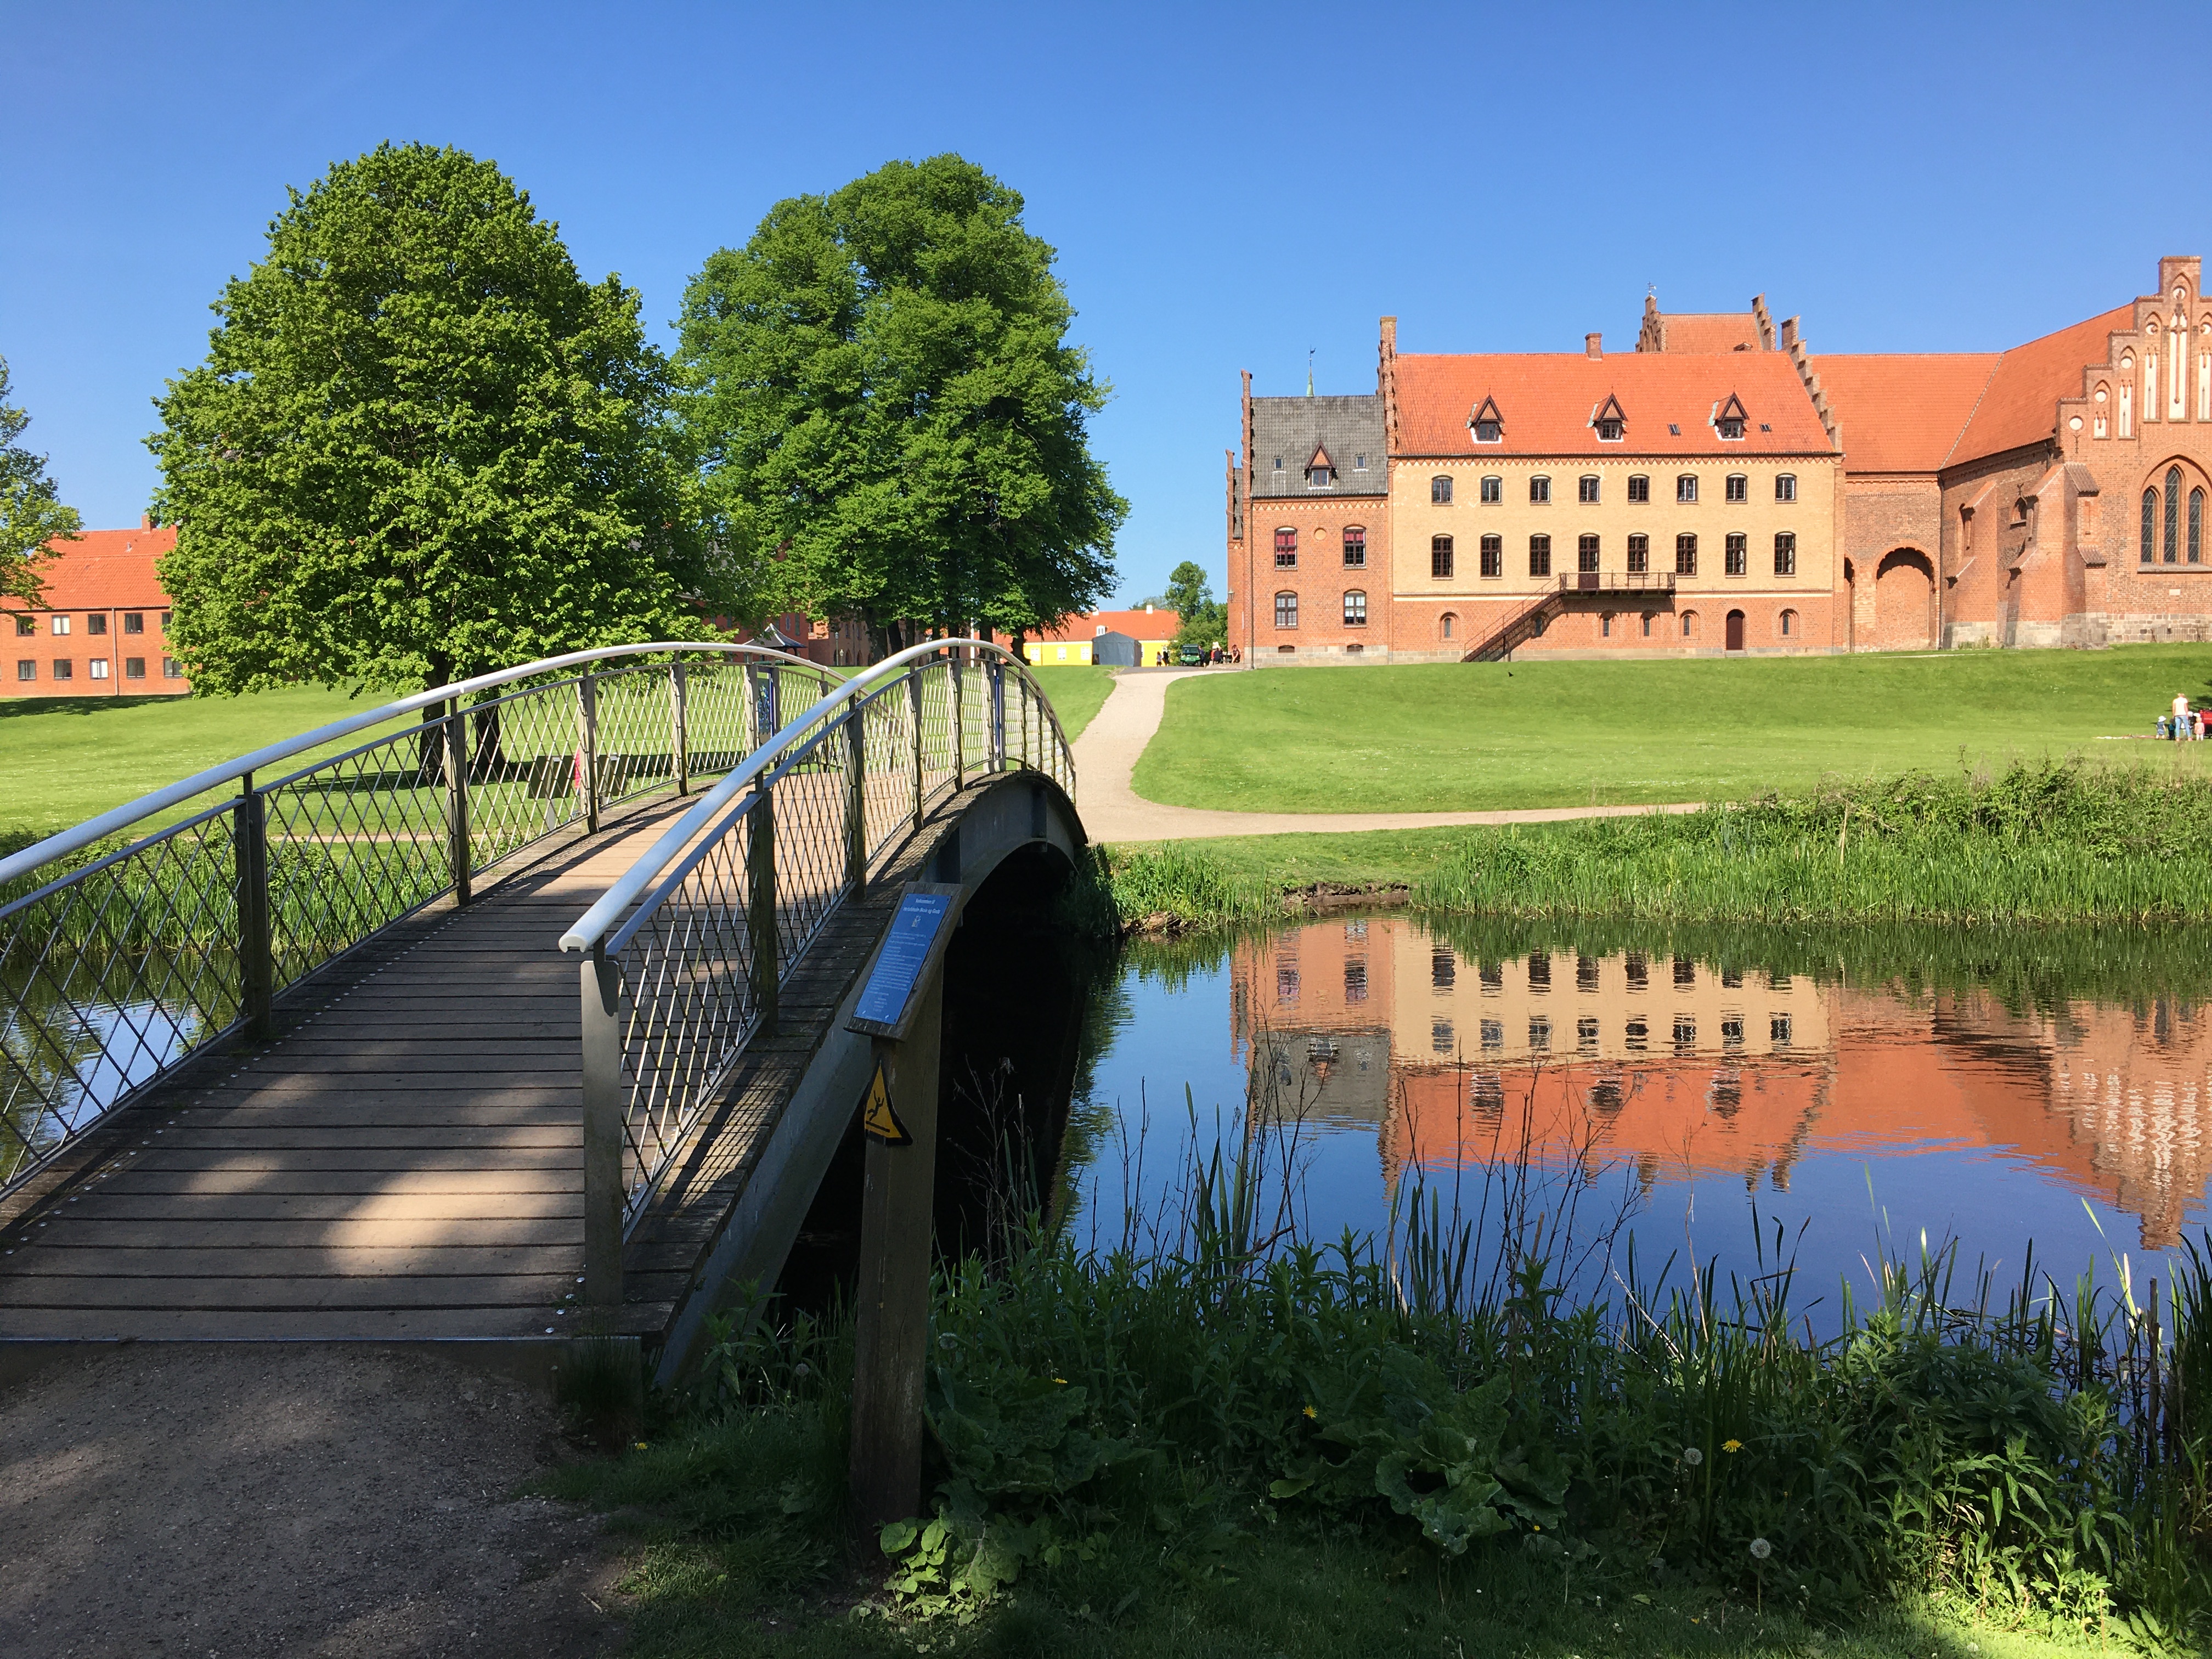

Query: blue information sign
[852,891,955,1031]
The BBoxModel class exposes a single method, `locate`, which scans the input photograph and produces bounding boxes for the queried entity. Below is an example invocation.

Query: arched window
[1480,476,1502,503]
[1342,590,1367,627]
[1530,475,1552,504]
[1431,475,1453,505]
[1600,612,1614,637]
[1724,533,1747,576]
[1627,534,1649,574]
[1342,526,1365,568]
[1274,527,1297,568]
[1528,534,1552,577]
[2168,466,2183,563]
[1676,474,1699,504]
[1779,608,1797,637]
[2144,489,2158,563]
[1773,532,1796,576]
[1640,612,1654,637]
[1627,475,1651,503]
[2094,385,2109,439]
[1675,533,1697,575]
[1274,591,1299,629]
[2194,489,2205,565]
[1775,473,1797,503]
[1431,535,1454,579]
[1440,612,1457,641]
[1725,473,1748,504]
[1578,475,1601,503]
[1479,535,1502,578]
[1680,610,1698,638]
[1578,534,1600,572]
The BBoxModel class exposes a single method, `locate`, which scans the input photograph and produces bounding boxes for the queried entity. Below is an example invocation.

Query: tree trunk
[416,651,457,785]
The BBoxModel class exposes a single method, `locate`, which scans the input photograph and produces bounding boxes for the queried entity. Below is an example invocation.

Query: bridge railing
[557,640,1075,1303]
[0,641,832,1197]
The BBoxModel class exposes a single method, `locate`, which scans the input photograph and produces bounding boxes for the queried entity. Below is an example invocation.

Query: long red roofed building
[2,524,185,698]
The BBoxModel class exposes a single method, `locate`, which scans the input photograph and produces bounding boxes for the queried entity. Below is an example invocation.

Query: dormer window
[1714,393,1748,441]
[1592,394,1626,442]
[1310,466,1331,488]
[1307,445,1334,489]
[1470,396,1503,444]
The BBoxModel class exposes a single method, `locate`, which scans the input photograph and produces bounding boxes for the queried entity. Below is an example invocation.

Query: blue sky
[9,0,2209,607]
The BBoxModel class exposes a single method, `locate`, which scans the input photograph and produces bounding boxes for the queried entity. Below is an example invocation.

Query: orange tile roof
[1810,354,2000,473]
[0,527,176,613]
[1946,304,2135,467]
[1651,313,1764,354]
[1034,607,1180,642]
[1393,351,1830,458]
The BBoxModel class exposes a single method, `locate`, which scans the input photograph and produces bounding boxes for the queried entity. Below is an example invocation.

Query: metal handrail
[560,638,1066,953]
[0,639,821,885]
[0,639,832,1198]
[561,638,1077,1302]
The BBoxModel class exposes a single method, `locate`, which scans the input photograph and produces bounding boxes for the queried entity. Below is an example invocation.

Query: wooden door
[1725,610,1746,651]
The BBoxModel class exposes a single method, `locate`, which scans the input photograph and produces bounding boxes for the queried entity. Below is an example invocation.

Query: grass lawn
[1132,645,2212,812]
[1,687,399,842]
[1028,664,1114,741]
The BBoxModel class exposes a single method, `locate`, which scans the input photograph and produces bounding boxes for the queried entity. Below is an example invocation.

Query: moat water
[1060,914,2212,1319]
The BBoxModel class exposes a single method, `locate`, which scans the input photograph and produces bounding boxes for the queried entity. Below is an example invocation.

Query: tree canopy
[149,142,723,695]
[675,154,1125,654]
[0,356,81,607]
[1164,560,1226,651]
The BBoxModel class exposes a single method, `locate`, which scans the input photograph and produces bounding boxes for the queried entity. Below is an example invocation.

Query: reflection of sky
[1067,930,2206,1333]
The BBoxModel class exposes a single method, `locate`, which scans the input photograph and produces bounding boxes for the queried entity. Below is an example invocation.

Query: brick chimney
[1585,332,1602,359]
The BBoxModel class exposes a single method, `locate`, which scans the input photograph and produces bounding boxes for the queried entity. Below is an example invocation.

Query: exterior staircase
[1460,573,1678,663]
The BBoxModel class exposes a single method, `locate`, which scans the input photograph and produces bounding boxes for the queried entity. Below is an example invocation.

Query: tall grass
[1103,761,2212,930]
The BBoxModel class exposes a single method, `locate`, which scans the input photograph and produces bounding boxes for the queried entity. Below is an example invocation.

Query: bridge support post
[907,674,925,831]
[445,701,472,906]
[950,654,964,788]
[989,661,1006,772]
[844,713,867,899]
[670,662,690,799]
[234,773,274,1041]
[580,946,626,1308]
[578,675,601,836]
[849,974,944,1532]
[747,792,778,1036]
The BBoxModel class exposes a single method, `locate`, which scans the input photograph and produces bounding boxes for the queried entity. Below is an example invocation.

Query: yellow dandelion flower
[1302,1404,1317,1419]
[1722,1438,1743,1453]
[1053,1377,1067,1385]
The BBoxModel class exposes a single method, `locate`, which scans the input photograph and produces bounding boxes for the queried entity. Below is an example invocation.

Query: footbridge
[0,640,1084,1384]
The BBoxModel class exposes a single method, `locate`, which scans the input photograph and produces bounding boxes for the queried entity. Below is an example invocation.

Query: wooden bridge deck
[0,791,952,1347]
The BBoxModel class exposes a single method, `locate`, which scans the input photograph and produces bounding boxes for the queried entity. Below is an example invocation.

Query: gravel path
[0,1346,624,1657]
[1071,669,1702,842]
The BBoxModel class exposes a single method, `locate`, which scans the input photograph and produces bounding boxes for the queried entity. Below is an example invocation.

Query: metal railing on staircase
[556,639,1075,1306]
[0,641,830,1196]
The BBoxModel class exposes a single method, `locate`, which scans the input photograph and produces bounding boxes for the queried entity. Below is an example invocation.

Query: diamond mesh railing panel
[579,644,1076,1229]
[0,643,811,1198]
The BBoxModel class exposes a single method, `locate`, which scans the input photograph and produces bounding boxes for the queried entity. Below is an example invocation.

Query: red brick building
[2,525,186,698]
[1227,256,2212,660]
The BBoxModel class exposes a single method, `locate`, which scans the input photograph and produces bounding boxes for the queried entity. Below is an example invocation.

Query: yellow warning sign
[861,1063,912,1146]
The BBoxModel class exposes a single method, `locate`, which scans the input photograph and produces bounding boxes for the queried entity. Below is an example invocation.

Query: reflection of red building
[1231,921,2212,1249]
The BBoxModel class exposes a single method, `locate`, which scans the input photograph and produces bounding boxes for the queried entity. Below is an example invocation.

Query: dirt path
[1070,669,1702,842]
[0,1346,624,1657]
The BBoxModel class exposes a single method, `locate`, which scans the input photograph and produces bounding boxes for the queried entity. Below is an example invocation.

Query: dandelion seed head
[1749,1537,1772,1560]
[1681,1446,1703,1465]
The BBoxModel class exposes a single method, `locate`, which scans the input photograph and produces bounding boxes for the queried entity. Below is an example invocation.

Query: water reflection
[1073,915,2212,1304]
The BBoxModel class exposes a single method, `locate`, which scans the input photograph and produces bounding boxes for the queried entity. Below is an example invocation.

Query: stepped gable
[1392,350,1830,458]
[1945,304,2137,467]
[1810,354,2000,473]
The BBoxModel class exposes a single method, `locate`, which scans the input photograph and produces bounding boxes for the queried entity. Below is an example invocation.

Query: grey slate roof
[1250,394,1386,499]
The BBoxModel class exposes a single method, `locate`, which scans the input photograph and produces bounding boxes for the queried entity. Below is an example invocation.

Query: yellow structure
[1023,607,1180,667]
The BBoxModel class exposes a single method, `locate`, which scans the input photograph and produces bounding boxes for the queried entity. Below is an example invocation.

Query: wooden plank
[175,1108,578,1130]
[35,1192,576,1221]
[4,1245,582,1278]
[189,1085,582,1108]
[161,1126,579,1149]
[128,1148,581,1172]
[0,1307,563,1338]
[0,1273,575,1310]
[91,1170,582,1197]
[15,1217,582,1249]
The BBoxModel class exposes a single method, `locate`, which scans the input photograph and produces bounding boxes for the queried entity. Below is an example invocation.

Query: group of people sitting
[2160,691,2205,740]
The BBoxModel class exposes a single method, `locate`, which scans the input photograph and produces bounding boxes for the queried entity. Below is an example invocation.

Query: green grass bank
[1134,647,2212,812]
[548,1174,2212,1659]
[1101,761,2212,932]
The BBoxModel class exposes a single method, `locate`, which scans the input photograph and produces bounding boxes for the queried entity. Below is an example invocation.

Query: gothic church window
[2143,489,2158,563]
[2193,489,2204,565]
[2168,467,2183,563]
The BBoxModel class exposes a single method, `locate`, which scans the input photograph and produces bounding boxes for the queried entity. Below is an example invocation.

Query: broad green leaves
[0,356,81,607]
[149,143,721,695]
[676,155,1124,652]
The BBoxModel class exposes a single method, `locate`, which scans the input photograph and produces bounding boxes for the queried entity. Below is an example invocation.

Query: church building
[1226,256,2212,660]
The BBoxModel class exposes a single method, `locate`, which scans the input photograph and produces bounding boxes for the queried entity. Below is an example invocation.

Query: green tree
[1164,560,1226,652]
[0,356,82,607]
[676,154,1125,657]
[148,142,723,698]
